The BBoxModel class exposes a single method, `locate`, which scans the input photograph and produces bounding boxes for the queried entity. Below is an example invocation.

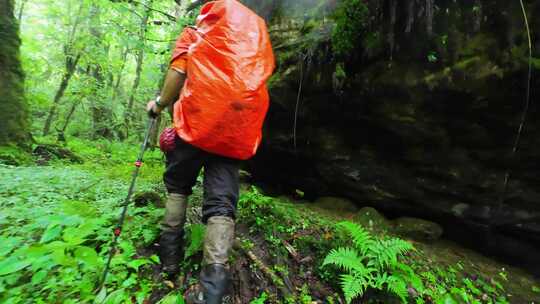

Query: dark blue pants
[163,137,240,223]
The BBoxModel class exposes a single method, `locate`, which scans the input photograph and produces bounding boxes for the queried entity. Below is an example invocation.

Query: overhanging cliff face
[246,0,540,273]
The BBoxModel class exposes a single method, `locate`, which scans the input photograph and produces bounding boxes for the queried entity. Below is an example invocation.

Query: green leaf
[336,222,373,255]
[150,254,160,264]
[0,236,22,257]
[126,258,150,271]
[158,293,183,304]
[0,256,31,276]
[185,224,206,259]
[323,247,371,274]
[40,224,63,243]
[74,246,99,267]
[340,274,366,304]
[31,270,48,284]
[61,200,98,217]
[118,241,136,258]
[121,274,137,288]
[436,294,459,304]
[63,226,87,246]
[384,275,408,303]
[103,289,127,304]
[94,287,107,304]
[51,247,76,266]
[250,292,268,304]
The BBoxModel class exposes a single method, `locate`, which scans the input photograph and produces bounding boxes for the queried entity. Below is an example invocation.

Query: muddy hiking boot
[159,231,184,276]
[185,264,231,304]
[158,193,188,277]
[185,216,235,304]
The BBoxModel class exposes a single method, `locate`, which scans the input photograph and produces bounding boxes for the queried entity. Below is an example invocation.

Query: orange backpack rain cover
[171,0,275,160]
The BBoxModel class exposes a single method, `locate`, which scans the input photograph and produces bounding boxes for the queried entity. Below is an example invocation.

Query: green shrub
[331,0,369,57]
[323,221,422,303]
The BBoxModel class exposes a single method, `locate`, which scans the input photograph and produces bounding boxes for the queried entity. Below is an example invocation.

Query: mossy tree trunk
[0,0,29,146]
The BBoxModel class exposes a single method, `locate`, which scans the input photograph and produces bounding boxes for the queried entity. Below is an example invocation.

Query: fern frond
[323,247,370,274]
[337,221,374,255]
[368,238,413,269]
[395,263,424,292]
[385,275,409,304]
[383,238,414,256]
[340,274,367,304]
[373,272,389,289]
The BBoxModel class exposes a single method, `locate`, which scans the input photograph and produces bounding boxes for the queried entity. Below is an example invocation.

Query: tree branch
[233,239,295,298]
[146,37,176,42]
[121,4,144,19]
[131,0,177,21]
[107,20,174,43]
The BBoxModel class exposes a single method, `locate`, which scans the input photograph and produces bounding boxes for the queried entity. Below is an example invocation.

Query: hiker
[146,0,274,303]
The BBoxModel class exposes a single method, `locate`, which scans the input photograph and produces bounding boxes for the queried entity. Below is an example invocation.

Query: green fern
[323,247,372,274]
[396,263,424,292]
[323,221,416,304]
[386,275,409,303]
[336,221,374,255]
[368,238,412,269]
[340,274,368,303]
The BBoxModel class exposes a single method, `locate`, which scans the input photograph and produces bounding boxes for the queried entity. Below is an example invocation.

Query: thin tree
[124,0,153,138]
[42,3,85,136]
[112,47,130,102]
[17,0,28,22]
[55,96,79,142]
[88,2,114,139]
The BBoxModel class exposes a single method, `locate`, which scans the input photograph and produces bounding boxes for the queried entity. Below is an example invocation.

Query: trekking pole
[97,117,157,293]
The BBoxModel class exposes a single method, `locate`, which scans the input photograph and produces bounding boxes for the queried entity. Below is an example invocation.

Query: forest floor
[0,139,539,304]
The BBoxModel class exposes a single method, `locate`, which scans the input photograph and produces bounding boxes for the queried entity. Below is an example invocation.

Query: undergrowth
[0,138,182,303]
[238,188,517,303]
[0,166,165,303]
[0,139,526,303]
[0,145,32,166]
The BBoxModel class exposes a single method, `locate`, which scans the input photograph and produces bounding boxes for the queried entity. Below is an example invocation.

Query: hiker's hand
[147,100,162,117]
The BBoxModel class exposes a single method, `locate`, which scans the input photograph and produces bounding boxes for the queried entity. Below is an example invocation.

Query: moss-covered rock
[313,196,358,213]
[133,191,164,208]
[33,144,83,164]
[393,217,443,242]
[353,207,393,232]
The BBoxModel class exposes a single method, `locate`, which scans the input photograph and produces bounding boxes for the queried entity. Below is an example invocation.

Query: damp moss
[0,0,29,146]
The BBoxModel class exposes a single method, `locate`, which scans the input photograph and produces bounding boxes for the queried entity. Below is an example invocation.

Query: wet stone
[393,217,443,242]
[312,196,359,213]
[133,191,164,208]
[353,207,393,232]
